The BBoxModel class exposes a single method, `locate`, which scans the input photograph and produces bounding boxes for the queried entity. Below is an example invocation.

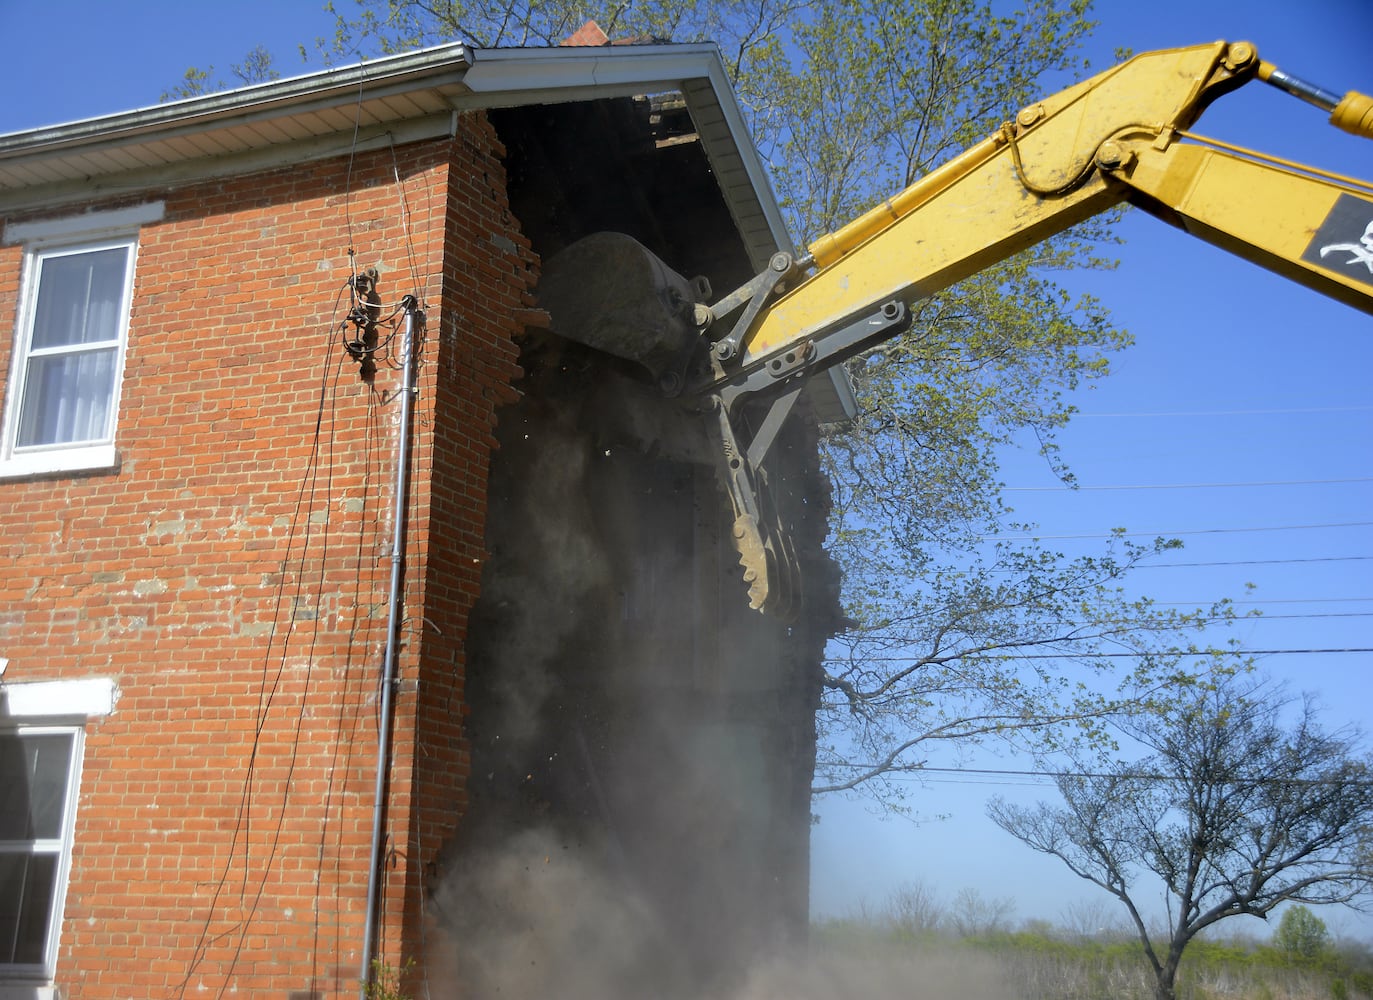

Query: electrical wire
[830,763,1373,788]
[994,520,1373,541]
[339,302,409,360]
[222,310,362,999]
[1137,555,1373,568]
[1074,404,1373,418]
[313,358,387,991]
[388,132,425,298]
[176,285,353,999]
[828,648,1373,661]
[1224,596,1373,605]
[176,72,447,997]
[342,69,367,284]
[1003,477,1373,491]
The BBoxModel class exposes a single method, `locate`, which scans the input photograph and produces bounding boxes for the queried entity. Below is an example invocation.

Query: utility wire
[996,520,1373,541]
[846,612,1370,631]
[986,554,1373,573]
[1074,404,1373,418]
[845,764,1373,788]
[1223,596,1373,605]
[1176,611,1372,620]
[1057,596,1373,607]
[1004,476,1373,491]
[831,648,1373,661]
[1138,555,1373,568]
[1145,604,1373,614]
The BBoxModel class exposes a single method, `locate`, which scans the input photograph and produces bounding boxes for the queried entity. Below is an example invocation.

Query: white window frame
[0,677,115,996]
[1,203,162,479]
[0,725,84,983]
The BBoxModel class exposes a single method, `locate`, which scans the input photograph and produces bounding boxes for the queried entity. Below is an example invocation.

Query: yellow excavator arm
[538,41,1373,619]
[733,41,1372,374]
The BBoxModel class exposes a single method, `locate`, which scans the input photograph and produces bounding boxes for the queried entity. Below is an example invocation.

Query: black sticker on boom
[1303,193,1373,287]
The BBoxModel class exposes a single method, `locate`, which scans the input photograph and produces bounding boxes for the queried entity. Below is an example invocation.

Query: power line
[1157,607,1373,621]
[1075,405,1373,418]
[846,613,1373,634]
[851,764,1373,788]
[987,555,1373,574]
[1188,611,1373,621]
[1004,477,1373,492]
[1138,555,1373,568]
[1125,597,1373,606]
[997,521,1373,541]
[832,648,1373,662]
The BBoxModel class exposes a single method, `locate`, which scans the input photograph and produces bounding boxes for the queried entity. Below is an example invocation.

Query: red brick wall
[0,115,529,997]
[397,119,536,985]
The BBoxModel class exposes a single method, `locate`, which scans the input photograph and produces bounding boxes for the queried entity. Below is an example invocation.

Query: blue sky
[809,0,1373,942]
[5,0,1371,941]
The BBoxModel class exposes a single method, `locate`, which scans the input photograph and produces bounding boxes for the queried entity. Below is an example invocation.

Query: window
[0,677,111,991]
[2,203,160,478]
[0,727,82,980]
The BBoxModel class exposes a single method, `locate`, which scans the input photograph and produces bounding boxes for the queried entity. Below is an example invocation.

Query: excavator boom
[733,41,1372,379]
[538,40,1373,619]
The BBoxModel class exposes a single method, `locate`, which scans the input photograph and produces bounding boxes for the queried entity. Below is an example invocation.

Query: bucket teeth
[732,514,772,608]
[731,512,801,622]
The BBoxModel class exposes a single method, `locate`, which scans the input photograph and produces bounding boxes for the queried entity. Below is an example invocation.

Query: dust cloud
[422,826,1019,1000]
[422,341,998,999]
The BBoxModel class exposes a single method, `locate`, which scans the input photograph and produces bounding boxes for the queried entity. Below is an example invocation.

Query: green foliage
[161,45,280,101]
[814,907,1373,1000]
[364,957,414,1000]
[1275,905,1333,963]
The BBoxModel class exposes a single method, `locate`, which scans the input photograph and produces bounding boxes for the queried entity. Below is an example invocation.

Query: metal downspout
[360,295,421,998]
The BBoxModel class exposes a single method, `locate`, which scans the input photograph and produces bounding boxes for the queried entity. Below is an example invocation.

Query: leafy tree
[161,45,280,101]
[1273,904,1331,963]
[989,674,1373,1000]
[307,0,1242,801]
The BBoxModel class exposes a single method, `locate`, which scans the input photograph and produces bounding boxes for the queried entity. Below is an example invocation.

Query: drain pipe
[359,294,421,998]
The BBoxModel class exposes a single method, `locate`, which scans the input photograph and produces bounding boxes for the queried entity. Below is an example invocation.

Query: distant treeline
[810,899,1373,1000]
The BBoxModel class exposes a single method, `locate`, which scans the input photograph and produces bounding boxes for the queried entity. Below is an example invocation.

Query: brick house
[0,37,849,1000]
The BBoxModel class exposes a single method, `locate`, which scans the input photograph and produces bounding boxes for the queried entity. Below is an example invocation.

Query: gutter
[0,43,474,158]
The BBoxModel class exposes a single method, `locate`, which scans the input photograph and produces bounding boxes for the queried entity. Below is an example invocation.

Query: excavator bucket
[537,232,804,622]
[537,232,710,389]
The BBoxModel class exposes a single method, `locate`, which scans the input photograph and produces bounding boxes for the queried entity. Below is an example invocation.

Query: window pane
[0,733,73,841]
[15,348,117,448]
[0,852,57,965]
[30,247,129,350]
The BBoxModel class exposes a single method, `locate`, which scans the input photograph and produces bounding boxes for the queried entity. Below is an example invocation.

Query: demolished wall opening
[420,94,840,998]
[438,331,826,999]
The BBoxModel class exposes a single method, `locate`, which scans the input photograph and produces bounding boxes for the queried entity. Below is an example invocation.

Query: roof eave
[0,40,854,421]
[0,43,476,160]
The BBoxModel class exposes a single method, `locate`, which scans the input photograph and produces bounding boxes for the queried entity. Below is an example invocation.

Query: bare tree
[989,674,1373,1000]
[886,880,944,937]
[1057,897,1127,942]
[947,886,1015,938]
